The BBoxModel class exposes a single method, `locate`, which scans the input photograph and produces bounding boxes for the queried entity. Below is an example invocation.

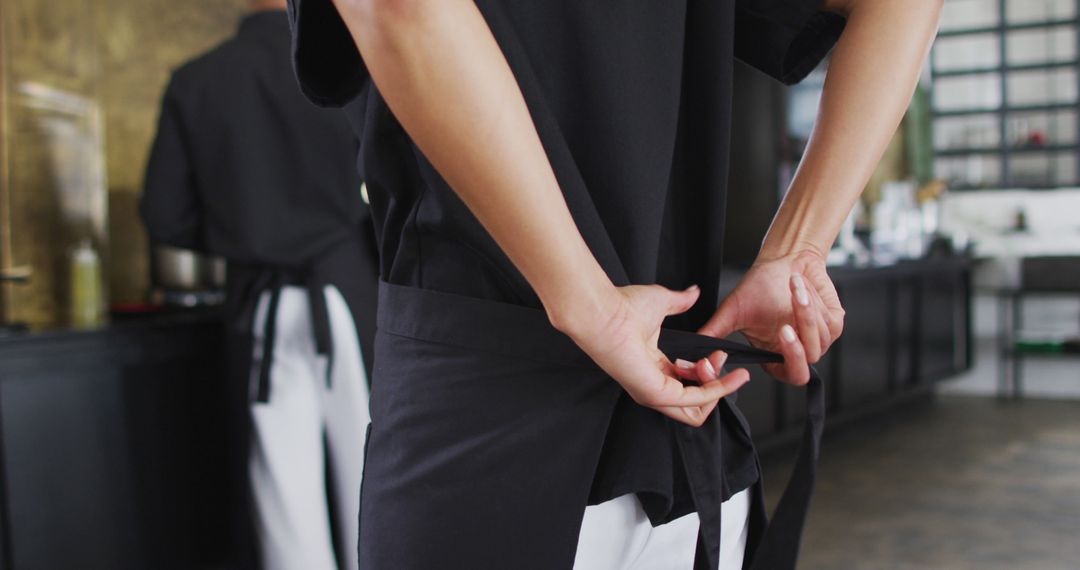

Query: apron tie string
[254,275,283,403]
[306,272,335,389]
[251,269,336,403]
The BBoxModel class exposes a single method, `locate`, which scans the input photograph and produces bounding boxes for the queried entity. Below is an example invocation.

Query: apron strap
[655,328,824,570]
[745,369,825,570]
[255,278,284,403]
[306,274,335,389]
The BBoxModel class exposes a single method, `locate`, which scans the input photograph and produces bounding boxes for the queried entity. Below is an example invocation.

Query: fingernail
[703,359,717,378]
[781,324,797,343]
[675,358,694,370]
[793,274,810,306]
[687,284,700,292]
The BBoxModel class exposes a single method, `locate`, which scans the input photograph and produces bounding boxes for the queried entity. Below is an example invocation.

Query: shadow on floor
[760,396,1080,570]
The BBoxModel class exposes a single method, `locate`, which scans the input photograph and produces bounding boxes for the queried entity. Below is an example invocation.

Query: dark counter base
[0,257,972,569]
[0,313,251,570]
[735,257,974,453]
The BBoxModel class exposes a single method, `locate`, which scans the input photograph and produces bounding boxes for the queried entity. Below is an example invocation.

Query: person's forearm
[759,0,942,261]
[333,0,616,331]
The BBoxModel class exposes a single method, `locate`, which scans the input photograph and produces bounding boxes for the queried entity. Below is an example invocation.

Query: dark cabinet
[0,315,246,570]
[734,257,973,448]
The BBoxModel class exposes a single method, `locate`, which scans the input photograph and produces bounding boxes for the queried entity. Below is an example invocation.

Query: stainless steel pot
[152,245,225,291]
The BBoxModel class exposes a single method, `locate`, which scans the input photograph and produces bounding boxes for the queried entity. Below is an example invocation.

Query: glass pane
[934,73,1002,110]
[1006,68,1078,105]
[1007,151,1079,186]
[1054,152,1078,184]
[942,0,1000,32]
[934,114,1001,149]
[1006,0,1076,23]
[1009,153,1051,185]
[1006,110,1077,147]
[936,155,1002,188]
[935,34,1001,71]
[1006,27,1077,65]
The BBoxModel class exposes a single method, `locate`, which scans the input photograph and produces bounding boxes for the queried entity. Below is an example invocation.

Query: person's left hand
[691,250,845,385]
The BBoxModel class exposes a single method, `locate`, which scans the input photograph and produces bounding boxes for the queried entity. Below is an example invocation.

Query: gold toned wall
[97,0,246,308]
[1,0,103,328]
[1,0,246,328]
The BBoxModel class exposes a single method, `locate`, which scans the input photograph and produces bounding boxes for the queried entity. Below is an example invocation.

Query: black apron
[284,1,843,567]
[361,280,823,570]
[227,229,380,403]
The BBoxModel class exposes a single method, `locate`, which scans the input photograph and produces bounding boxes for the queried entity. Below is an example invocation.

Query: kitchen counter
[725,254,974,453]
[0,309,251,570]
[0,255,974,568]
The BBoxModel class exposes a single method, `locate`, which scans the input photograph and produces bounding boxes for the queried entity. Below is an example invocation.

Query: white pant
[575,489,751,570]
[248,285,371,570]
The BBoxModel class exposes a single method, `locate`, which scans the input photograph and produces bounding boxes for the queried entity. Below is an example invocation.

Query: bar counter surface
[0,255,972,569]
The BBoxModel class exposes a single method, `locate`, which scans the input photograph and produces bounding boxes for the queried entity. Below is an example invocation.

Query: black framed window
[931,0,1080,189]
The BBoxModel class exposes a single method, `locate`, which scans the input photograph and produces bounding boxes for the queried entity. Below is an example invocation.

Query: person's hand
[698,250,845,385]
[558,284,750,427]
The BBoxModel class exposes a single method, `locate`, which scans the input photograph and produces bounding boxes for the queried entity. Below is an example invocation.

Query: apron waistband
[376,280,825,570]
[234,237,372,403]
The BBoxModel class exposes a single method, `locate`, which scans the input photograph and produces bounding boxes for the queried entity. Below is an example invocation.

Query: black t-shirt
[288,0,842,326]
[142,10,365,268]
[285,0,843,560]
[141,10,381,382]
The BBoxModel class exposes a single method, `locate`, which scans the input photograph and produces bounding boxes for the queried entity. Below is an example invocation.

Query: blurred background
[0,0,1076,568]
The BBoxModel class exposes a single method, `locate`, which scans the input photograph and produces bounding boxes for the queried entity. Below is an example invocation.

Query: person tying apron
[285,0,941,567]
[140,4,378,569]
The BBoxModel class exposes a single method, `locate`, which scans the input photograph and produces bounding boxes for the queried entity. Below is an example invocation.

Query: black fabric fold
[376,280,824,569]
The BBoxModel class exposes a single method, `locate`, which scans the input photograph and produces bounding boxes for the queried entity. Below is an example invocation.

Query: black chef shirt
[142,10,365,271]
[286,0,844,556]
[142,9,380,384]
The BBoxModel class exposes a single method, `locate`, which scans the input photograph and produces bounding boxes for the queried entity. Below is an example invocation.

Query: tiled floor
[761,396,1080,570]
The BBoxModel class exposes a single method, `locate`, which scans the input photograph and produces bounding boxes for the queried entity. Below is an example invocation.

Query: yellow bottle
[70,239,104,329]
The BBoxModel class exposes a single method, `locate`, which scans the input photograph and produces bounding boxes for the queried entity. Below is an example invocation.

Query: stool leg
[1012,294,1023,399]
[997,293,1010,399]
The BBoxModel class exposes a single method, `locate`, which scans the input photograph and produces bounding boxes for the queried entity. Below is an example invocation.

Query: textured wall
[97,0,247,307]
[1,0,246,328]
[1,0,103,328]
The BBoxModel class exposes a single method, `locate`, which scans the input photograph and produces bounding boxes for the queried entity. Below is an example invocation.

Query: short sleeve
[141,76,205,251]
[734,0,847,85]
[287,0,369,107]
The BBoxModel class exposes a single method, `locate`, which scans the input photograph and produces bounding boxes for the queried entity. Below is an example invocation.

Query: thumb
[664,284,700,316]
[699,295,739,338]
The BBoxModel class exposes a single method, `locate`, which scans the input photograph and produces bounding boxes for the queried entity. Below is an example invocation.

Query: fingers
[638,366,749,411]
[672,350,729,384]
[791,274,823,363]
[653,367,750,426]
[665,284,701,317]
[657,399,720,427]
[777,324,811,385]
[807,285,834,351]
[698,296,739,339]
[804,270,846,344]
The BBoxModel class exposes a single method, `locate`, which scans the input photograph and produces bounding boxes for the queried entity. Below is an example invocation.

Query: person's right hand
[559,284,750,427]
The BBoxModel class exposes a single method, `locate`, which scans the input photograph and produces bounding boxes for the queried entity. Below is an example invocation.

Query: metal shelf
[937,18,1080,38]
[929,2,1080,189]
[935,144,1080,157]
[946,182,1074,191]
[934,60,1080,78]
[932,102,1080,117]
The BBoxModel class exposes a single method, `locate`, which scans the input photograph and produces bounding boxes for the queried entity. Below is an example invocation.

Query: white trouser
[575,488,751,570]
[249,285,370,570]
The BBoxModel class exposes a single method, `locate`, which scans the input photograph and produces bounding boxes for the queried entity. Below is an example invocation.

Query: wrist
[755,242,828,267]
[543,272,621,340]
[757,235,829,265]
